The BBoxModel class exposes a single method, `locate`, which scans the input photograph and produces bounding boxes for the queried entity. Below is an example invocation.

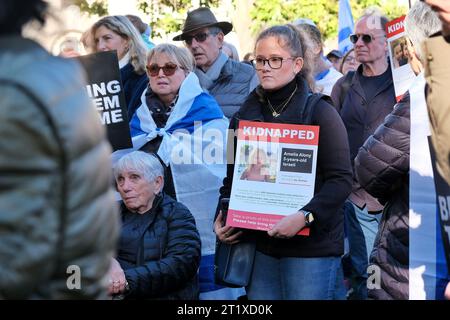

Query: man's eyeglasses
[349,33,384,44]
[146,62,179,77]
[250,57,296,70]
[184,32,215,45]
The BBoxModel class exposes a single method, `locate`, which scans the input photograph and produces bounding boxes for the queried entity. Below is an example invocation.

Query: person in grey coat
[174,7,259,118]
[0,0,119,299]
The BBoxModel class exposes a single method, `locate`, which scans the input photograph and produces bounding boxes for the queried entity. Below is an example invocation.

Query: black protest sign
[76,51,132,151]
[429,138,450,275]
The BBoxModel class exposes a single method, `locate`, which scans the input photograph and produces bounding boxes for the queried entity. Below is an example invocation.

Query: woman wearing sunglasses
[91,15,148,120]
[129,43,229,299]
[215,24,352,300]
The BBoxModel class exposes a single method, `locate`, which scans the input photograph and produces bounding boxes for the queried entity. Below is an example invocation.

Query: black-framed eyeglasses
[250,57,296,70]
[146,62,179,77]
[184,32,216,45]
[349,33,384,44]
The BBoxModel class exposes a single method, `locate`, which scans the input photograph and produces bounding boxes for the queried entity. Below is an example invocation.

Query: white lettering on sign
[388,20,404,34]
[242,126,315,140]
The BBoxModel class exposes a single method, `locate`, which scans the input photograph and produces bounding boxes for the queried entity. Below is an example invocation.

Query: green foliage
[249,0,408,41]
[72,0,108,16]
[137,0,220,38]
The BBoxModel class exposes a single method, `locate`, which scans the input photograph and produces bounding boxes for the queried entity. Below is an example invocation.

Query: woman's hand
[214,211,243,244]
[107,258,127,295]
[267,211,306,239]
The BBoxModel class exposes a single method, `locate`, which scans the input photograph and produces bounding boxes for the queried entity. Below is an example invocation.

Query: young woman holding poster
[91,15,148,120]
[215,24,353,299]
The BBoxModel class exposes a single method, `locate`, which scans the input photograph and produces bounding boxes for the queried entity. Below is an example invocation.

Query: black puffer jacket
[355,93,410,300]
[119,193,201,299]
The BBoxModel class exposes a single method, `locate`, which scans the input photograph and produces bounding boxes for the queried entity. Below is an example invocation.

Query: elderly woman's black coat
[355,93,410,300]
[118,193,201,299]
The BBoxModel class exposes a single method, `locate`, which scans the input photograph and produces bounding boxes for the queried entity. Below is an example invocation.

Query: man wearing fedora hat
[174,7,258,118]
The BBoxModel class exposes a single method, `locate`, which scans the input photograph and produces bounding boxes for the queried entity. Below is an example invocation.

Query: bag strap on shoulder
[302,92,332,125]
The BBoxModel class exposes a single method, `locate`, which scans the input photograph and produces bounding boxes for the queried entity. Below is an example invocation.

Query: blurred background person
[0,0,119,299]
[326,49,344,72]
[126,14,155,50]
[242,52,255,66]
[222,41,239,61]
[294,19,343,96]
[423,0,450,300]
[339,48,359,75]
[110,151,201,299]
[58,36,81,58]
[91,15,148,121]
[80,28,95,54]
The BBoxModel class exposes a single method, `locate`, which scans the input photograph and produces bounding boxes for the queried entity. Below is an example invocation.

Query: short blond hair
[147,43,195,72]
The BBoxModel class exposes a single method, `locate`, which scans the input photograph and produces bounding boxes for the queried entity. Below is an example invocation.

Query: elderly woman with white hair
[91,15,149,120]
[108,151,201,299]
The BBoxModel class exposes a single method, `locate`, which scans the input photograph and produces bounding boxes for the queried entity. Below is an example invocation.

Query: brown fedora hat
[173,7,232,41]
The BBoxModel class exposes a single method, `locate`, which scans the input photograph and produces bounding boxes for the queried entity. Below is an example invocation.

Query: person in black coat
[214,24,352,300]
[110,151,201,299]
[355,93,410,300]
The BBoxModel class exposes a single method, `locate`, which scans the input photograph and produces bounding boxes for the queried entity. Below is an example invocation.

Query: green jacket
[0,36,120,299]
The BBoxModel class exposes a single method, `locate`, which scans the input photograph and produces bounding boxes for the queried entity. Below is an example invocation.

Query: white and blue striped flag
[338,0,354,54]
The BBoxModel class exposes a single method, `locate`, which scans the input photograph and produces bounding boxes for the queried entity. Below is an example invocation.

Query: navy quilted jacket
[118,193,201,299]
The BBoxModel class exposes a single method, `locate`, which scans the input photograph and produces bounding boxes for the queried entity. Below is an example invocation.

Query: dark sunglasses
[146,63,179,77]
[184,32,215,45]
[349,33,383,44]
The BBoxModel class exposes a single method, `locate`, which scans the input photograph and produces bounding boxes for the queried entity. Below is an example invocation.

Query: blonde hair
[91,15,147,75]
[248,148,267,165]
[147,43,195,73]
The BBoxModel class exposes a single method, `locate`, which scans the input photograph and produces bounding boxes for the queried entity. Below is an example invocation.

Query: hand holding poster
[227,120,319,236]
[75,51,132,151]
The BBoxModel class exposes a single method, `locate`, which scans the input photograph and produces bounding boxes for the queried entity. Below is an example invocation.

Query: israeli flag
[338,0,354,54]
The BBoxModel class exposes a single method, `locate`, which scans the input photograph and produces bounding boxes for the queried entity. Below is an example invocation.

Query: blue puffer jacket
[118,193,201,299]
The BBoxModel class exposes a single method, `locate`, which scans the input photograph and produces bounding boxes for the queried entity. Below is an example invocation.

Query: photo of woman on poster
[240,147,274,182]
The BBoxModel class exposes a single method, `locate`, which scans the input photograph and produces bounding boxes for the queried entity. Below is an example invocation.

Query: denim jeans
[246,251,346,300]
[344,201,381,300]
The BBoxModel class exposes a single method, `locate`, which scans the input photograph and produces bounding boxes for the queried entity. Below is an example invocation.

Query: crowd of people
[1,0,450,300]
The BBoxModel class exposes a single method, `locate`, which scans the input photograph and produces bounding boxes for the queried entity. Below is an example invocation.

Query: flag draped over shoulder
[338,0,354,54]
[128,72,231,296]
